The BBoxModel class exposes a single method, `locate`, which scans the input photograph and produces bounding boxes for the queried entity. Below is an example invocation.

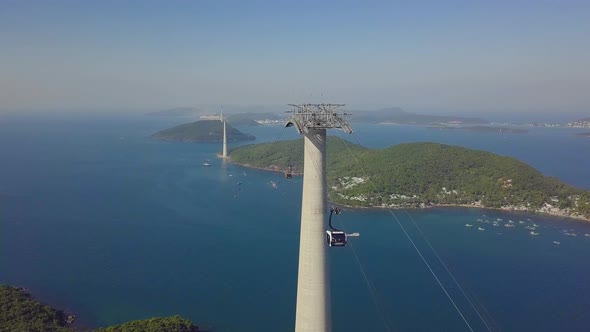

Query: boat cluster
[466,215,590,245]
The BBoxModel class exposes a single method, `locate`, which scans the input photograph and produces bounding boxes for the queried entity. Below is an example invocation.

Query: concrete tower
[286,104,353,332]
[221,108,228,158]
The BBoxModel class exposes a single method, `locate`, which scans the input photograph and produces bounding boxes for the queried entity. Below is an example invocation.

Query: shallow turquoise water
[1,114,590,331]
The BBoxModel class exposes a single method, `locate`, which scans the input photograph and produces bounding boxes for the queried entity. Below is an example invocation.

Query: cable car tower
[220,107,228,159]
[285,103,353,332]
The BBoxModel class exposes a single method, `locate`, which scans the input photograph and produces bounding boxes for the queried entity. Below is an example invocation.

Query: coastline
[228,159,590,222]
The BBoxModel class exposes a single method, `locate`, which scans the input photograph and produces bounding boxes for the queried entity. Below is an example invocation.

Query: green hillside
[152,120,255,142]
[230,137,590,219]
[1,286,71,332]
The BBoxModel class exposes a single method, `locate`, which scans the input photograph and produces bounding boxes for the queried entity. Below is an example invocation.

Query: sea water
[1,113,590,331]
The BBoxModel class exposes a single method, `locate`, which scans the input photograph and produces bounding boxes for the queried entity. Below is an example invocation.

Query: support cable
[336,132,475,332]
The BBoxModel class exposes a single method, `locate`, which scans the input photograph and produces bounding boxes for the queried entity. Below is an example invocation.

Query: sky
[1,0,589,115]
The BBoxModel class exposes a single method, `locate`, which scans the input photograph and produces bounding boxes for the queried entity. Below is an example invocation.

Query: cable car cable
[348,238,394,332]
[401,209,494,332]
[336,132,475,332]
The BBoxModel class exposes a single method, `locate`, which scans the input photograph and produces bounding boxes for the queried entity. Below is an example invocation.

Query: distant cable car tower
[220,107,228,159]
[285,103,353,332]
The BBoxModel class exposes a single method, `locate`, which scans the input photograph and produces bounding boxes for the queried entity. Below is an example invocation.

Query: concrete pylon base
[295,128,330,332]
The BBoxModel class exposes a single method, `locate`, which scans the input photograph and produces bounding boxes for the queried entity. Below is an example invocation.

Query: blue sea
[1,113,590,331]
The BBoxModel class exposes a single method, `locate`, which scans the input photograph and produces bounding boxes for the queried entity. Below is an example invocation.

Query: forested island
[230,138,590,220]
[152,120,255,142]
[0,285,199,332]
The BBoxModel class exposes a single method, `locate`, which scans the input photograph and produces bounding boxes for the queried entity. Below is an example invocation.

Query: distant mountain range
[350,108,489,125]
[433,125,528,134]
[146,107,202,117]
[152,120,255,142]
[147,106,489,126]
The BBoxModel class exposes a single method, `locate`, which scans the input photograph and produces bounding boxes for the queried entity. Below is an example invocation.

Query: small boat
[202,162,211,167]
[270,181,278,189]
[530,231,539,236]
[585,234,590,237]
[564,232,577,237]
[465,224,473,227]
[504,224,515,228]
[508,220,514,224]
[478,227,485,231]
[553,241,561,245]
[525,226,536,230]
[518,220,525,224]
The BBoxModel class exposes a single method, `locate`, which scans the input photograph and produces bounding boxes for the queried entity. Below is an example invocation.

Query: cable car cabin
[284,165,293,179]
[326,230,347,247]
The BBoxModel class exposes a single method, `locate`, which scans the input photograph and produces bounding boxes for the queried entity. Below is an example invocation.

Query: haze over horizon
[1,1,589,116]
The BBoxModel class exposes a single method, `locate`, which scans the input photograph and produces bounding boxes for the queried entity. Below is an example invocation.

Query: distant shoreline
[229,158,590,222]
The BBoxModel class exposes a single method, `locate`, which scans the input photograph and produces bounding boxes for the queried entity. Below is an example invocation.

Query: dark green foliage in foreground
[94,316,199,332]
[0,285,70,332]
[152,120,255,142]
[0,285,200,332]
[230,138,590,218]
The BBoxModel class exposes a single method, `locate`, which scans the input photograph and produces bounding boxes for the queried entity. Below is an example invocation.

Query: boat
[270,181,278,189]
[518,220,525,224]
[465,224,473,227]
[478,227,485,231]
[585,234,590,237]
[553,241,561,245]
[202,162,211,167]
[530,231,539,236]
[525,226,536,230]
[504,224,515,228]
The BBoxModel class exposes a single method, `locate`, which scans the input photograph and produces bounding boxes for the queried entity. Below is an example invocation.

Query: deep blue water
[1,113,590,331]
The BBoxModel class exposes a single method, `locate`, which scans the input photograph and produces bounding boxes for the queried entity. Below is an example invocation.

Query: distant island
[146,107,202,117]
[351,108,489,125]
[432,125,528,134]
[225,112,285,126]
[568,117,590,128]
[0,285,200,331]
[152,120,255,142]
[230,138,590,221]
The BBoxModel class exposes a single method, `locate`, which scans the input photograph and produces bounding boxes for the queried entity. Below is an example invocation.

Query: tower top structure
[286,103,353,135]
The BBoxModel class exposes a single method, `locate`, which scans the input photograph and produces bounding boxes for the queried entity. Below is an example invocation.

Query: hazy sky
[1,0,589,113]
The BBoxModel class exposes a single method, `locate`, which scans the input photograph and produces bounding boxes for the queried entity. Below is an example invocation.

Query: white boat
[270,181,278,189]
[508,220,514,223]
[585,234,590,237]
[478,227,485,231]
[530,231,539,236]
[518,220,525,224]
[525,226,536,230]
[202,162,211,167]
[504,224,515,228]
[465,224,473,227]
[553,241,561,245]
[565,232,577,237]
